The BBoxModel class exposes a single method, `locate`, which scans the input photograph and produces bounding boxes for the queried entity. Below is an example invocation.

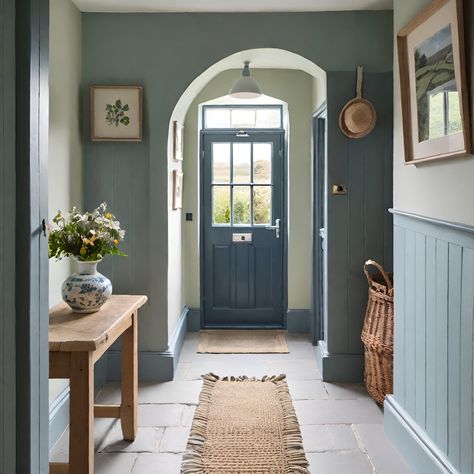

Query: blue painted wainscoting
[385,210,474,474]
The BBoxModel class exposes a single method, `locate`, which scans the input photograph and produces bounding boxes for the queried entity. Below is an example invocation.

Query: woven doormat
[182,373,309,474]
[198,330,289,354]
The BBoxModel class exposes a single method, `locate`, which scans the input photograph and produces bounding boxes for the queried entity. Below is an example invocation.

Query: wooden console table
[49,294,147,474]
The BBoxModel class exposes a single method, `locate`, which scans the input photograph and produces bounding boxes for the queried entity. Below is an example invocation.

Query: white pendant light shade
[229,61,262,99]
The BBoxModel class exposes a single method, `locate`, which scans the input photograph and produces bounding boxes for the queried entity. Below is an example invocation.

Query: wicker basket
[361,260,394,405]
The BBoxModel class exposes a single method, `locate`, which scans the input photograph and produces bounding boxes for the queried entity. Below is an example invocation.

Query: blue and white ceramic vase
[61,258,112,313]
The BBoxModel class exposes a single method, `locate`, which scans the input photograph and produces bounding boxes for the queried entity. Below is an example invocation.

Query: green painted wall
[82,11,393,352]
[48,0,83,406]
[183,68,316,312]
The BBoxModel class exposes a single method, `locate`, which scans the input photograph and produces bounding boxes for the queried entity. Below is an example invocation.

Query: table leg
[121,311,138,441]
[69,351,94,474]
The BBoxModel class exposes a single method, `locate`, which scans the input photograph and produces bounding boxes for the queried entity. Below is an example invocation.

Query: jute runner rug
[181,373,309,474]
[198,330,289,354]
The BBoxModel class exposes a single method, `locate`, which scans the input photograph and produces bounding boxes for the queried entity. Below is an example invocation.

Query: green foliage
[48,203,127,262]
[213,186,270,225]
[105,99,130,127]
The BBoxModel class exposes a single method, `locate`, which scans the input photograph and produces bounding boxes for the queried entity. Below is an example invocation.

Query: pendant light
[229,61,262,99]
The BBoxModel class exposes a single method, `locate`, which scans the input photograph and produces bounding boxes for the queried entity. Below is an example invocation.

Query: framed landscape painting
[397,0,470,164]
[91,85,143,142]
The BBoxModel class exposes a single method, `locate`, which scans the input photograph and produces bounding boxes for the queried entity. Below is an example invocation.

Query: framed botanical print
[173,170,183,210]
[397,0,470,164]
[91,85,143,142]
[173,121,184,161]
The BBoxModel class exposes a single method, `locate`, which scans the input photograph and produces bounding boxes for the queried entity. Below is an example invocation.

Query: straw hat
[339,66,376,139]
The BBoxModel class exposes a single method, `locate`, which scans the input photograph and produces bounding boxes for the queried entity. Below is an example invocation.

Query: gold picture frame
[397,0,470,164]
[91,85,143,142]
[173,170,183,210]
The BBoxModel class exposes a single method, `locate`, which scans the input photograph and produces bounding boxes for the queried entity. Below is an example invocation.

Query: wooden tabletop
[49,294,147,352]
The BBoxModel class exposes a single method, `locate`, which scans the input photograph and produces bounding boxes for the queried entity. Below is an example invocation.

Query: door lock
[266,218,280,238]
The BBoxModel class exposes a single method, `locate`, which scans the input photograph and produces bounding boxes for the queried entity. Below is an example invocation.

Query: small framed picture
[397,0,470,164]
[173,170,183,210]
[173,121,184,161]
[91,85,143,142]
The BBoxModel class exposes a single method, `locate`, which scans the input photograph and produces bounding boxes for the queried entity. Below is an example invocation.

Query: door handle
[266,218,280,239]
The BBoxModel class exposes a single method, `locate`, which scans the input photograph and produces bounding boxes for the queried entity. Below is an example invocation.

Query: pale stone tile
[49,418,119,461]
[181,405,196,427]
[301,424,359,452]
[95,452,137,474]
[324,382,370,400]
[287,380,328,400]
[96,382,121,404]
[132,453,182,474]
[99,427,163,453]
[138,404,185,427]
[159,426,190,453]
[138,381,202,405]
[307,451,373,474]
[173,362,191,380]
[354,424,411,474]
[295,399,383,425]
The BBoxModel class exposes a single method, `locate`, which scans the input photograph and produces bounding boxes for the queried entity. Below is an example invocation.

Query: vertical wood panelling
[0,0,16,471]
[425,236,437,439]
[447,243,462,469]
[393,213,474,473]
[393,225,405,404]
[435,239,449,453]
[326,72,392,359]
[414,232,426,427]
[404,230,416,417]
[459,248,474,474]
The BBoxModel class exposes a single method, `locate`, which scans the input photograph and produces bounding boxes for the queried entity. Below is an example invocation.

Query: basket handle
[364,259,392,290]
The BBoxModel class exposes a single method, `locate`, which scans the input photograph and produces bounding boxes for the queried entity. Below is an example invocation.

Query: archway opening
[167,48,326,336]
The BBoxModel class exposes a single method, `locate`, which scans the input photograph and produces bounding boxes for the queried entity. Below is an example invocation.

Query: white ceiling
[73,0,393,13]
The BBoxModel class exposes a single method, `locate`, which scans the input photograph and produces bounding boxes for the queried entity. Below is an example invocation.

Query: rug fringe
[181,373,310,474]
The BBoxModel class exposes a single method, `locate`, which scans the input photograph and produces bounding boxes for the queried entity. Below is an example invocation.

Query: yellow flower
[105,212,112,219]
[80,247,87,256]
[82,237,95,247]
[113,239,119,246]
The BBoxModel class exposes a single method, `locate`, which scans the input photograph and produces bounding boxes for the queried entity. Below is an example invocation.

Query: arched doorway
[168,49,327,333]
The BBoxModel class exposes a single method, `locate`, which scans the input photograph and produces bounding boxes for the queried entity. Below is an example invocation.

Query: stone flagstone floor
[50,332,411,473]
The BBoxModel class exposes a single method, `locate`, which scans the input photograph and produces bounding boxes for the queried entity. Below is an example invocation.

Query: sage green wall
[393,0,474,225]
[48,0,83,404]
[183,69,316,311]
[82,11,393,352]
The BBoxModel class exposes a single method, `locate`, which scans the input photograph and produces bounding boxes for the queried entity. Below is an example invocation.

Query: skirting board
[286,309,311,333]
[107,305,190,382]
[315,340,364,382]
[384,396,457,474]
[187,308,201,331]
[48,386,70,451]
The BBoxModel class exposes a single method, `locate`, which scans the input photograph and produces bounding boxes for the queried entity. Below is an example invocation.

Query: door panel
[203,131,284,327]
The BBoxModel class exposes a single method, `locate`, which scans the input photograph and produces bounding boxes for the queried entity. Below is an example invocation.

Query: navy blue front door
[202,131,284,327]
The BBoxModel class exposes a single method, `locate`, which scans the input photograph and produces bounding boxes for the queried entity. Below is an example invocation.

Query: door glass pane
[212,143,230,183]
[256,108,282,128]
[233,143,251,183]
[253,143,272,184]
[253,186,271,225]
[205,108,231,128]
[213,186,231,224]
[231,108,256,128]
[233,186,251,225]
